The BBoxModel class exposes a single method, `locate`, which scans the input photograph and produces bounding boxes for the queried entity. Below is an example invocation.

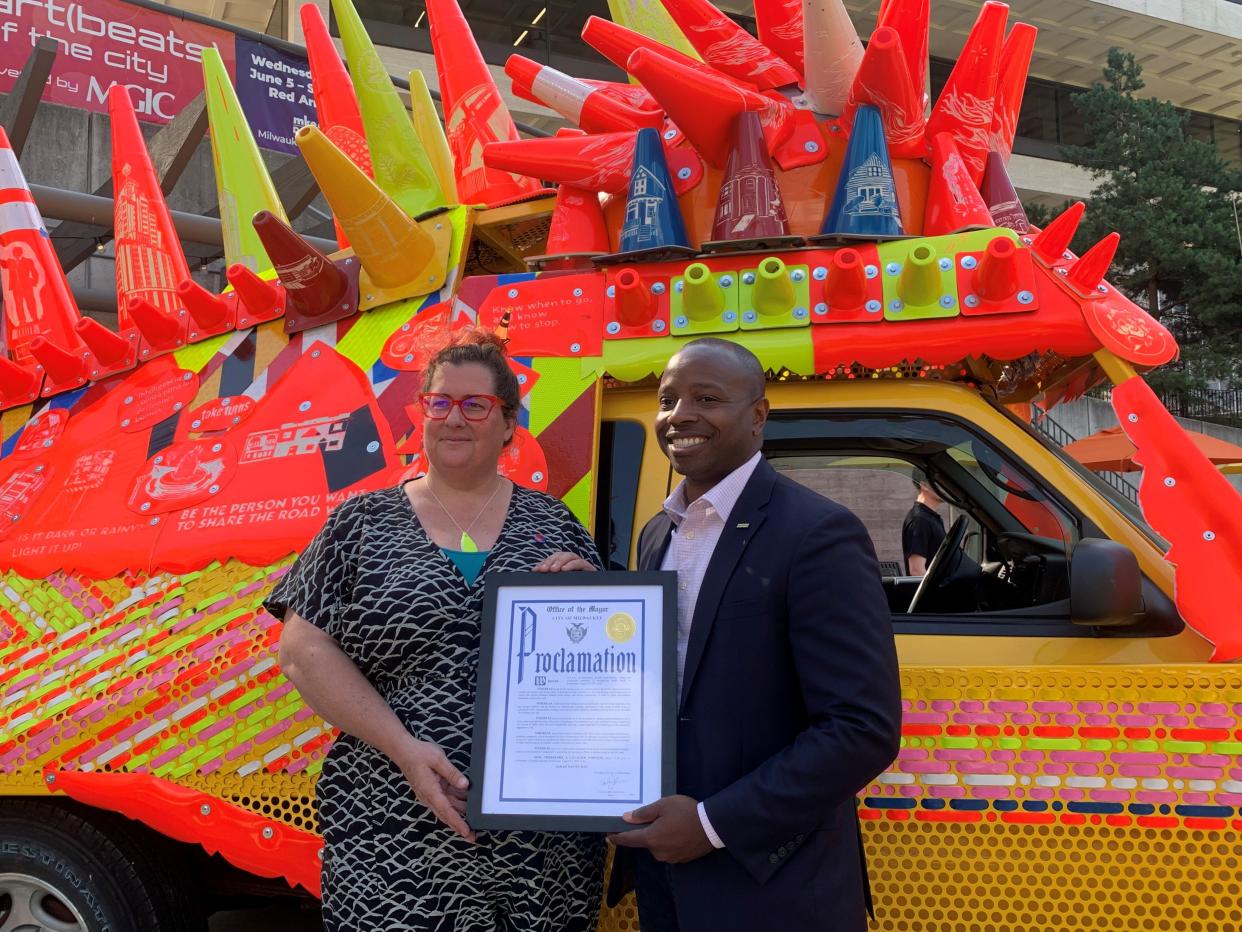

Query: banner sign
[233,36,316,156]
[0,0,317,153]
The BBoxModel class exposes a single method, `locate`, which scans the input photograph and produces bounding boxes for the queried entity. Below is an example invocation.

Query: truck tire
[0,800,199,932]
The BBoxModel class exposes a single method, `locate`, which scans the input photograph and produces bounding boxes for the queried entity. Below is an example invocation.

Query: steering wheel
[907,515,969,614]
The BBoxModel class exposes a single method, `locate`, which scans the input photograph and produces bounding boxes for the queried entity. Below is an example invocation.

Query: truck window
[595,420,645,569]
[765,412,1089,636]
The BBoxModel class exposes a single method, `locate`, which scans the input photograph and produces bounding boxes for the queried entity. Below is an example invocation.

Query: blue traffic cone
[612,127,695,260]
[815,105,906,242]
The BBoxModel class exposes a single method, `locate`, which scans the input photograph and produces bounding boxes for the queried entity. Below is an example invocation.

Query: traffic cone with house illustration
[704,111,798,251]
[331,0,446,217]
[613,126,694,259]
[108,85,191,331]
[923,133,994,236]
[979,150,1029,232]
[424,0,544,206]
[302,3,374,246]
[815,105,905,240]
[201,47,286,274]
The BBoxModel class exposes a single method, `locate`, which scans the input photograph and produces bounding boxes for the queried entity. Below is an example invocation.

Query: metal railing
[1029,405,1140,505]
[1156,387,1242,427]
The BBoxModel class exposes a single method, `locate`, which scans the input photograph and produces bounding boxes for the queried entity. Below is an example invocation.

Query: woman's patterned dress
[264,484,606,931]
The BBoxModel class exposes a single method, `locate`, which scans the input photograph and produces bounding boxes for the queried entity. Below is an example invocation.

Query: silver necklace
[424,477,504,552]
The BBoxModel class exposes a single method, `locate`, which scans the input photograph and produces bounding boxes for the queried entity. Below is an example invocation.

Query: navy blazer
[616,458,901,932]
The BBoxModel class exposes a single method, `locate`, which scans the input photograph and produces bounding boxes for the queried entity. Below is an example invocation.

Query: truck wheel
[0,801,186,932]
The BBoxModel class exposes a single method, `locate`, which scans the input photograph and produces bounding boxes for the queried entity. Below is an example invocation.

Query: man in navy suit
[609,338,901,932]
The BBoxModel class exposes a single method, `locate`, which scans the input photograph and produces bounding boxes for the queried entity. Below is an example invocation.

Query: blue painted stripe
[1068,802,1123,815]
[1127,803,1155,815]
[1175,805,1233,818]
[1022,801,1049,812]
[920,798,946,810]
[863,797,916,810]
[949,799,989,811]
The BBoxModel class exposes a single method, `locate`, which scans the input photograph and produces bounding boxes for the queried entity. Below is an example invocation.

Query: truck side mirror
[1070,538,1143,627]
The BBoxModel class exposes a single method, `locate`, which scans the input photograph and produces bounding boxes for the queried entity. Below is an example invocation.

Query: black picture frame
[468,570,678,833]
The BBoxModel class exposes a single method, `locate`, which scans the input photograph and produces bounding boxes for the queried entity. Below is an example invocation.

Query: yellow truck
[0,0,1239,928]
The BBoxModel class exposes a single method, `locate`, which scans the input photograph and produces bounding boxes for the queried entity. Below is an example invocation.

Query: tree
[1023,49,1242,391]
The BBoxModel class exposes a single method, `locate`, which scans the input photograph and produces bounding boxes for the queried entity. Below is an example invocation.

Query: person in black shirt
[902,479,946,575]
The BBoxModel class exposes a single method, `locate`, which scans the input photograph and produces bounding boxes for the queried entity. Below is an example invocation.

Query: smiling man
[608,338,901,932]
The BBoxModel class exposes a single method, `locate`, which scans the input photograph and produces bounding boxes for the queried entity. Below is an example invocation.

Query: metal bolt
[793,307,808,319]
[435,223,443,231]
[365,294,374,301]
[674,281,684,293]
[675,316,688,327]
[653,320,667,332]
[741,273,754,286]
[191,419,203,429]
[173,402,183,412]
[121,419,131,428]
[212,444,223,453]
[402,323,411,332]
[570,342,581,353]
[41,439,51,448]
[938,258,952,271]
[1097,284,1108,294]
[812,267,827,281]
[366,441,380,453]
[663,129,677,140]
[183,372,193,381]
[154,456,164,465]
[959,255,978,270]
[141,349,150,357]
[607,322,621,334]
[652,283,666,295]
[743,310,758,322]
[889,299,904,312]
[1021,237,1032,244]
[723,311,737,322]
[517,374,527,384]
[404,354,415,364]
[208,484,220,494]
[885,262,900,276]
[791,269,806,283]
[1017,291,1035,304]
[1056,267,1068,276]
[804,140,820,154]
[312,349,321,359]
[572,288,583,297]
[262,826,274,839]
[606,285,616,298]
[44,773,55,784]
[814,303,828,315]
[532,471,544,483]
[200,804,212,816]
[721,275,735,288]
[939,295,955,308]
[1164,477,1176,487]
[149,517,160,526]
[299,401,311,412]
[865,300,881,313]
[1127,413,1139,423]
[140,502,151,512]
[231,416,240,425]
[33,464,43,474]
[190,332,199,341]
[677,167,692,181]
[1204,530,1216,541]
[964,295,980,308]
[864,265,879,279]
[507,288,519,298]
[124,396,134,405]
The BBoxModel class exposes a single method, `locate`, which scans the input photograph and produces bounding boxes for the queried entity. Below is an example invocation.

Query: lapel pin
[736,522,750,529]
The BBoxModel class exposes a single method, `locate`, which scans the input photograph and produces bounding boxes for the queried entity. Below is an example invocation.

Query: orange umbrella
[1063,425,1242,473]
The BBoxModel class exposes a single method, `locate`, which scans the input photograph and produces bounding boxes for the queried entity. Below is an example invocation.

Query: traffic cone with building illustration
[815,105,905,240]
[108,85,192,332]
[656,0,800,89]
[0,126,85,383]
[302,3,374,246]
[252,211,359,328]
[704,111,798,251]
[614,126,694,258]
[424,0,545,206]
[925,0,1008,184]
[923,133,995,235]
[980,150,1029,232]
[202,47,286,274]
[505,56,663,134]
[330,0,447,217]
[838,27,924,158]
[801,0,864,115]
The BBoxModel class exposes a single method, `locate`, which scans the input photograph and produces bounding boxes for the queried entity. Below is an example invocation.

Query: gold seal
[606,612,637,643]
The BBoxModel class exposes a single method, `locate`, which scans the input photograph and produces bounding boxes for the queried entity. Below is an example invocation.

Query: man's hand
[608,794,715,863]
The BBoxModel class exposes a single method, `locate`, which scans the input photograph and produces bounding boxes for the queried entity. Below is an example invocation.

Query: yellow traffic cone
[408,69,458,205]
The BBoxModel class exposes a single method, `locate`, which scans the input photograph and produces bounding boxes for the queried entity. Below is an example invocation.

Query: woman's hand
[392,737,476,842]
[533,551,597,573]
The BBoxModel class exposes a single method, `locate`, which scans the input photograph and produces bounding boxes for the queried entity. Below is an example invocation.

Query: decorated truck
[0,0,1240,928]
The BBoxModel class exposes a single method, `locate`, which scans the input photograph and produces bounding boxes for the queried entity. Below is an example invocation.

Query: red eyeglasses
[418,393,507,421]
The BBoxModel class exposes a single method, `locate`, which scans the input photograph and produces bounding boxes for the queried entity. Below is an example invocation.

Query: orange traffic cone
[0,127,84,366]
[108,85,192,331]
[301,3,372,248]
[989,22,1037,161]
[531,184,611,270]
[1030,201,1085,265]
[614,267,658,327]
[979,150,1029,233]
[657,0,800,90]
[923,133,994,236]
[582,16,717,81]
[227,265,284,325]
[1066,233,1119,295]
[424,0,543,206]
[838,26,924,158]
[925,0,1008,185]
[974,236,1022,302]
[178,279,232,333]
[252,211,357,326]
[626,47,772,169]
[76,317,134,369]
[28,336,86,389]
[506,56,663,134]
[801,0,864,115]
[128,297,184,349]
[754,0,805,76]
[484,131,639,195]
[0,357,40,403]
[704,111,798,250]
[824,248,869,310]
[876,0,930,111]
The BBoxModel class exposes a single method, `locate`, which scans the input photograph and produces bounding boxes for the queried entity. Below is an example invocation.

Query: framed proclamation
[469,571,677,832]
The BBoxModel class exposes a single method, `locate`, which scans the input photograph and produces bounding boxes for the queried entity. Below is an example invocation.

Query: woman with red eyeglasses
[266,330,604,932]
